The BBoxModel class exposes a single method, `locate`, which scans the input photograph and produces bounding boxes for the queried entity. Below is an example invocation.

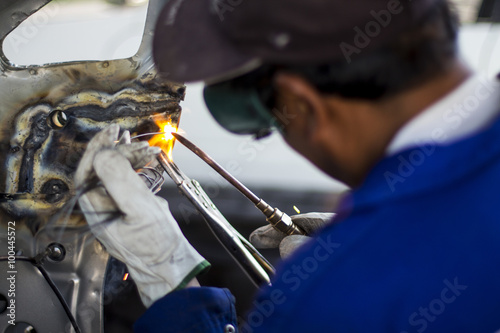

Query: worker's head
[153,0,462,186]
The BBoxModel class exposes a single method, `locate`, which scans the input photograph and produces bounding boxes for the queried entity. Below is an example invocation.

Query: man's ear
[273,72,328,139]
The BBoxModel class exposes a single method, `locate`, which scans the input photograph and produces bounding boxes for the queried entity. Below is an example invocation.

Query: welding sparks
[293,205,301,214]
[148,118,178,159]
[123,273,129,281]
[160,122,178,142]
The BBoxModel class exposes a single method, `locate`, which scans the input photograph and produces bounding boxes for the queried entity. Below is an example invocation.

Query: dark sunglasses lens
[203,82,276,136]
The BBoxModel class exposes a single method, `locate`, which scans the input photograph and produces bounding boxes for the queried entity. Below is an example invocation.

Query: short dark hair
[279,0,460,100]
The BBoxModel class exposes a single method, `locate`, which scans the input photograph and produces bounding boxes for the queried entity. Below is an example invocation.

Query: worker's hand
[249,212,335,258]
[75,124,209,308]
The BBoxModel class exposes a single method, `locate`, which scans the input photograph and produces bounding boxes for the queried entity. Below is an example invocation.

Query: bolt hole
[47,243,66,262]
[48,110,68,129]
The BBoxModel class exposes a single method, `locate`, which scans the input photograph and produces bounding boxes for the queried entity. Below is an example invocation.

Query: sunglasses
[203,65,281,139]
[203,61,370,138]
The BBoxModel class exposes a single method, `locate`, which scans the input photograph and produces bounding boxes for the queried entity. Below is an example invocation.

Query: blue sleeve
[134,287,237,333]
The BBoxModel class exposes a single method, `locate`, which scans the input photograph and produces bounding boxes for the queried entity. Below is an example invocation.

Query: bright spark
[148,118,179,159]
[161,122,178,141]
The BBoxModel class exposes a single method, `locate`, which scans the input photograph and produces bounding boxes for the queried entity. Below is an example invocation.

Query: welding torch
[156,147,274,287]
[154,132,306,288]
[171,132,306,236]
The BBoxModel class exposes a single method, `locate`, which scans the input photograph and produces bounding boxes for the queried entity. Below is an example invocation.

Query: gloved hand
[249,212,336,258]
[75,124,209,307]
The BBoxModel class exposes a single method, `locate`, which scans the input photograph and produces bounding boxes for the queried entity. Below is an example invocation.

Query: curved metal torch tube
[171,132,306,236]
[157,152,274,287]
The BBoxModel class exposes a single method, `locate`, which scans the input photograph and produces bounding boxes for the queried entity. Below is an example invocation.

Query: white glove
[249,212,336,258]
[75,124,209,307]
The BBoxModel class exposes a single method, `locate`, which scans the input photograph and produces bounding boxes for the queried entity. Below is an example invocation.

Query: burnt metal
[18,112,51,193]
[0,0,180,332]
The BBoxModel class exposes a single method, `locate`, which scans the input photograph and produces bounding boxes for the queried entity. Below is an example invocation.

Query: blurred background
[2,0,499,328]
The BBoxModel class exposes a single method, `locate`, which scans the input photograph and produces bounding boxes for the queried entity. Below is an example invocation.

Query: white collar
[386,74,500,156]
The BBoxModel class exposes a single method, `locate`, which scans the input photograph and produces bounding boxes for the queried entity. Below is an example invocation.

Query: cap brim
[153,0,260,83]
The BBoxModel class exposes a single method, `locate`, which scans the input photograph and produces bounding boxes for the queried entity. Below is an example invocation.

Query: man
[76,0,500,331]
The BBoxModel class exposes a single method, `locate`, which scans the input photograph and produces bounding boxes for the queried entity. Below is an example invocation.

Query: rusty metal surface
[0,0,181,332]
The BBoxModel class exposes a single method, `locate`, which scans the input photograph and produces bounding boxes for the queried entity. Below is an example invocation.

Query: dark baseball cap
[153,0,438,84]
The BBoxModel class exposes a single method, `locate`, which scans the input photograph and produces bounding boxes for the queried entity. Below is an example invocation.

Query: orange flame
[148,118,178,159]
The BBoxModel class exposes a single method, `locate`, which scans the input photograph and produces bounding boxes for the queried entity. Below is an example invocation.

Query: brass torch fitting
[256,200,306,236]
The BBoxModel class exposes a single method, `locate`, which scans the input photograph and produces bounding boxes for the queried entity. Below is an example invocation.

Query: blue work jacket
[135,114,500,332]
